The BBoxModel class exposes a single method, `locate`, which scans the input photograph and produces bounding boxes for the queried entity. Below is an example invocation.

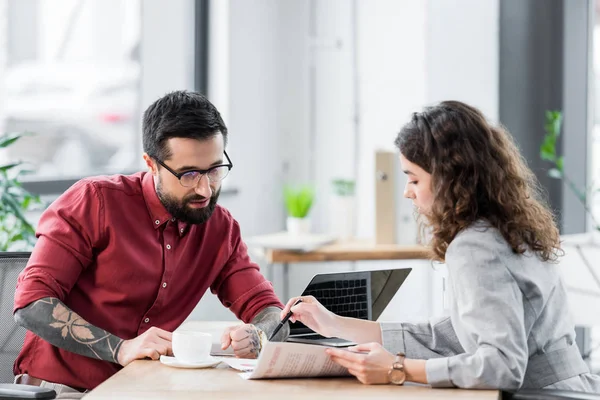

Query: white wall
[189,0,290,321]
[0,0,6,134]
[139,0,196,168]
[426,0,500,122]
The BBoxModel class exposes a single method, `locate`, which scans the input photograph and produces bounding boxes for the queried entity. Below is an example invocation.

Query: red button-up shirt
[13,172,282,389]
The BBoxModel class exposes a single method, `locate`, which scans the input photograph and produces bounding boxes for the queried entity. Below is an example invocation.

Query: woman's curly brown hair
[395,100,562,263]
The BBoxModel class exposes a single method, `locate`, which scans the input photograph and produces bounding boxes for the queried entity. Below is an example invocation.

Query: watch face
[389,367,406,385]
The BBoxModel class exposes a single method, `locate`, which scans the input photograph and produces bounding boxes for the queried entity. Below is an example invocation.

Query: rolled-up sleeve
[210,220,284,322]
[14,180,104,312]
[425,235,529,390]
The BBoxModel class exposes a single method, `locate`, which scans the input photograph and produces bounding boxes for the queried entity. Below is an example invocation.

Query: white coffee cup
[172,331,212,363]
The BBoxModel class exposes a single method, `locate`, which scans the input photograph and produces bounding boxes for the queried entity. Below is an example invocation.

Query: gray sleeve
[380,316,465,359]
[426,233,529,390]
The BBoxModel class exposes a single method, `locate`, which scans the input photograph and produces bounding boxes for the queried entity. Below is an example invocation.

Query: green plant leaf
[0,162,22,172]
[0,131,42,250]
[540,149,555,162]
[331,179,355,196]
[0,132,26,148]
[540,135,556,162]
[283,185,315,218]
[548,168,562,179]
[556,156,564,172]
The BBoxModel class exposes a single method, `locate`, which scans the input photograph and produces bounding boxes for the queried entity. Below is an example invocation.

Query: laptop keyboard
[303,279,369,319]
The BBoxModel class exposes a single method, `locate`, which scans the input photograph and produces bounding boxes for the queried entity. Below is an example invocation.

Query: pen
[268,299,303,341]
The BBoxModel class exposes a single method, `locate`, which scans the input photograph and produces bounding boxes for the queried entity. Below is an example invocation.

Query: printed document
[239,341,350,380]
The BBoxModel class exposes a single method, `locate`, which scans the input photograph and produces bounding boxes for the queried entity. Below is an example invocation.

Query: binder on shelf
[375,150,417,245]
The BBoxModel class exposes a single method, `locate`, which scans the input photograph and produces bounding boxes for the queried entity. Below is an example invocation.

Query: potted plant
[330,178,356,240]
[540,110,599,232]
[0,132,43,251]
[539,112,600,355]
[283,184,314,235]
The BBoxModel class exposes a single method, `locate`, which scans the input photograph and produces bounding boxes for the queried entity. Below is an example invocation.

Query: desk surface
[85,359,499,400]
[86,321,499,399]
[263,241,431,263]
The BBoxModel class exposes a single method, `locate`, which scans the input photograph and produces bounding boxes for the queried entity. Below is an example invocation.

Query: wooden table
[85,321,499,399]
[253,239,431,300]
[85,359,499,400]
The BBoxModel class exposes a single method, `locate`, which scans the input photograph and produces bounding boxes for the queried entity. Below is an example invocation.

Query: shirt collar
[142,172,191,233]
[142,172,172,229]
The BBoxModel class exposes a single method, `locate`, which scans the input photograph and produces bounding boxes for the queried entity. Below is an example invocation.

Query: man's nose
[194,174,212,198]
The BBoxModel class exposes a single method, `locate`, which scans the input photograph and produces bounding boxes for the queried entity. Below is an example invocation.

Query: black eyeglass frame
[154,151,233,187]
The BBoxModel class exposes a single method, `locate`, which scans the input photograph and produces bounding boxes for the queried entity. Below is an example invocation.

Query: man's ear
[142,153,158,175]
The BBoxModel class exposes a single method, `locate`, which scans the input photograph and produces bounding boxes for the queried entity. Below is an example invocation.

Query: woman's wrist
[403,358,428,384]
[327,314,346,338]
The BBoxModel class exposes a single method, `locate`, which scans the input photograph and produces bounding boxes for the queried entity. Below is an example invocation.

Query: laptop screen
[289,268,412,335]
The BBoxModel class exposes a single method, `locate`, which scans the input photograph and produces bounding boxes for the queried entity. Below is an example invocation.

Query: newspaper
[239,341,351,380]
[216,357,258,372]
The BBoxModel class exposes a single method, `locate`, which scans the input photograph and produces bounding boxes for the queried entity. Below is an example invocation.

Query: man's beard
[156,181,220,225]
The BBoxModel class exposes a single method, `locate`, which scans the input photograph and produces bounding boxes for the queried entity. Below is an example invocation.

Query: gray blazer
[380,221,600,392]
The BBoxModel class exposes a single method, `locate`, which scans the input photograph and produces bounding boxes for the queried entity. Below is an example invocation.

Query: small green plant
[331,179,355,196]
[283,185,314,218]
[0,132,42,251]
[540,110,599,231]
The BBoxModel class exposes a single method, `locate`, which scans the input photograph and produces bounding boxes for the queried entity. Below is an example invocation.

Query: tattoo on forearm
[245,327,261,358]
[251,306,289,343]
[14,297,124,363]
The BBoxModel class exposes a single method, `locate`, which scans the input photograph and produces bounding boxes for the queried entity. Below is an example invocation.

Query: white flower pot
[286,217,311,235]
[329,195,355,240]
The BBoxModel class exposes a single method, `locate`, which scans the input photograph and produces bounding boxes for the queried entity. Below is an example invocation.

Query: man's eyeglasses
[155,151,233,188]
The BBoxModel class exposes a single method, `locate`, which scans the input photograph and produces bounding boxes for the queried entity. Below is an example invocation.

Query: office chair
[503,389,600,399]
[0,252,30,384]
[0,252,56,399]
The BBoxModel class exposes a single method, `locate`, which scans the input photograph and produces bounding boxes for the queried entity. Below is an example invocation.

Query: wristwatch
[388,352,406,385]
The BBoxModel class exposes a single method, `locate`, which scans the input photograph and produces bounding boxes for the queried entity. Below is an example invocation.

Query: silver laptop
[287,268,412,347]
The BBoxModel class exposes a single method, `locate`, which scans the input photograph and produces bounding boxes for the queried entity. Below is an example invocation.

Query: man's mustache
[183,195,210,203]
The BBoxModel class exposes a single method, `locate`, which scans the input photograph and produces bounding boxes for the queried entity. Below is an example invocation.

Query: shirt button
[144,317,150,323]
[166,244,171,250]
[162,282,167,288]
[180,228,184,233]
[171,218,175,222]
[155,220,160,225]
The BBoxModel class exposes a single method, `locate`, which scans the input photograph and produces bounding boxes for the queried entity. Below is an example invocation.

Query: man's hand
[117,327,173,366]
[220,324,263,359]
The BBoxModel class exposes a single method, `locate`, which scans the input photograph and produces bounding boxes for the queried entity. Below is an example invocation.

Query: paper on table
[216,357,258,372]
[240,341,350,380]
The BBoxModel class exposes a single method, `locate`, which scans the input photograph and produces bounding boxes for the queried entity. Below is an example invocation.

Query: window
[594,1,600,220]
[0,0,142,179]
[589,0,600,373]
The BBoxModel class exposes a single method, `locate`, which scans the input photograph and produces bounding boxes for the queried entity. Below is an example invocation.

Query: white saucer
[159,355,221,369]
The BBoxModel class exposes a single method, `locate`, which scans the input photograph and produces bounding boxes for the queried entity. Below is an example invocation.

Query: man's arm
[252,306,289,342]
[14,297,123,363]
[14,297,174,366]
[221,306,289,359]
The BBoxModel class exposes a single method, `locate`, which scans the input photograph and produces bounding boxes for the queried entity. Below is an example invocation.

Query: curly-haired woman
[280,101,600,392]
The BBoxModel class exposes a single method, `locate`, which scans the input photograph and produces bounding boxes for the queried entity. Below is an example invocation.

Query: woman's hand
[280,296,340,338]
[326,343,395,385]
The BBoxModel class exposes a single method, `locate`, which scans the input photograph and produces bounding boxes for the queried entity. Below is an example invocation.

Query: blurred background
[1,0,599,372]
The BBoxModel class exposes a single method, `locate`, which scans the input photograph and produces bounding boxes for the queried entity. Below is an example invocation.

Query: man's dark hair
[142,90,228,161]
